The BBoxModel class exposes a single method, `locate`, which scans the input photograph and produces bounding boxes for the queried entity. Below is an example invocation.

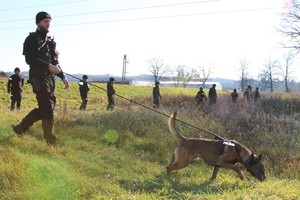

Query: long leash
[38,58,228,141]
[65,72,229,141]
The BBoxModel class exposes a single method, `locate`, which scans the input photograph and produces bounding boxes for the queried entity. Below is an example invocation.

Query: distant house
[132,81,222,90]
[159,81,222,90]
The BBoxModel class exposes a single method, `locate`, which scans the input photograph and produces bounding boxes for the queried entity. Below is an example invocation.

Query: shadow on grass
[119,173,252,198]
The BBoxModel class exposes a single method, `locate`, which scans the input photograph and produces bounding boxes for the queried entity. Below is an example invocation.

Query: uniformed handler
[79,75,89,110]
[13,11,69,145]
[106,77,115,110]
[153,81,162,108]
[7,67,24,110]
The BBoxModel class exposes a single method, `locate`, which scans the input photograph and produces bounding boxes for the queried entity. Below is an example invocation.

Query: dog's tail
[168,111,187,142]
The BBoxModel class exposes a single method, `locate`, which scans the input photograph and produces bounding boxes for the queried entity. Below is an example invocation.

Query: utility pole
[122,54,128,84]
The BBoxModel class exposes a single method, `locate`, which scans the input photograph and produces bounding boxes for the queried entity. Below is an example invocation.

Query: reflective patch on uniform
[9,78,12,80]
[78,82,84,85]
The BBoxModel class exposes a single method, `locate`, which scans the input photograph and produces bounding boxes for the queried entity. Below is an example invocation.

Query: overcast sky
[0,0,299,80]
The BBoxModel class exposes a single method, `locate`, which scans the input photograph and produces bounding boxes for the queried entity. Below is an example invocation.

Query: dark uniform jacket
[196,90,206,101]
[7,74,24,93]
[208,87,217,99]
[107,82,115,96]
[79,80,89,98]
[231,92,238,102]
[23,29,65,93]
[153,86,161,100]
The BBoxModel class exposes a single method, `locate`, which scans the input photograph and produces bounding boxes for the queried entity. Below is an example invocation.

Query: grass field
[1,77,300,199]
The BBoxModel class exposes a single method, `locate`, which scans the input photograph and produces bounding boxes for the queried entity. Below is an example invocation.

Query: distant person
[195,87,206,105]
[254,87,260,104]
[230,89,239,103]
[243,85,253,103]
[243,88,249,101]
[107,77,115,110]
[153,81,162,108]
[7,67,24,111]
[79,75,89,110]
[208,84,217,105]
[13,11,69,146]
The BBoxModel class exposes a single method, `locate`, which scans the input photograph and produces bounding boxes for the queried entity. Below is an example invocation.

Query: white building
[132,81,222,90]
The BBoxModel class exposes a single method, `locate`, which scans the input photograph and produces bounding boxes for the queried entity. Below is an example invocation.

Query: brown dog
[166,111,266,182]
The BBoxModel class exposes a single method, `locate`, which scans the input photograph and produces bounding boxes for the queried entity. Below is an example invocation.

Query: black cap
[82,75,88,80]
[14,67,20,72]
[36,11,51,24]
[109,77,115,82]
[155,81,160,85]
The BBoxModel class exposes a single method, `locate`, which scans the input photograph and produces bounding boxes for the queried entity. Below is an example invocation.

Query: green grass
[1,77,300,199]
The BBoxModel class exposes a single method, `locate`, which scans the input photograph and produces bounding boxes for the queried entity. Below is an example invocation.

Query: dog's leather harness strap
[232,142,243,163]
[218,143,226,156]
[243,154,253,171]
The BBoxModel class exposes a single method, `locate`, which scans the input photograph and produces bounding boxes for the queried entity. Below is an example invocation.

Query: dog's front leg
[211,166,220,180]
[216,160,245,180]
[233,163,245,180]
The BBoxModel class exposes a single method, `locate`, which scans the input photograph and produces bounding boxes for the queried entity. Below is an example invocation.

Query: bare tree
[279,51,295,92]
[236,58,249,91]
[173,65,193,88]
[279,3,300,51]
[148,57,169,83]
[193,65,212,87]
[259,57,281,92]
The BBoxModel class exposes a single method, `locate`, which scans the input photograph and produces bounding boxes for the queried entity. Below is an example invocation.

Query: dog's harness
[216,140,253,171]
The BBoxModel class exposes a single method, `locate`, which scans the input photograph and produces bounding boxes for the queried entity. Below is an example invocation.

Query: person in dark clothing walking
[7,67,24,110]
[230,88,239,103]
[208,84,217,105]
[79,75,89,110]
[254,87,260,104]
[107,77,115,110]
[13,11,69,146]
[153,81,162,108]
[243,85,253,103]
[196,87,206,105]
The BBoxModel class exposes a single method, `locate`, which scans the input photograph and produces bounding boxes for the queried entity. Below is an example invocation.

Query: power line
[0,0,89,12]
[0,0,218,23]
[0,6,284,30]
[54,0,220,18]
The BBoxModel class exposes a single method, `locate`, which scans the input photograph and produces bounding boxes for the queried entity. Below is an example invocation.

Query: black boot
[13,108,41,135]
[42,120,57,146]
[12,124,24,135]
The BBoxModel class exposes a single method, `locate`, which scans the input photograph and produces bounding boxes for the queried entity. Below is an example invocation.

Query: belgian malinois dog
[166,111,266,182]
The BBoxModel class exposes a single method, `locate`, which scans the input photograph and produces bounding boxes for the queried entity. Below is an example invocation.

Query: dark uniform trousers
[11,91,22,110]
[80,94,88,110]
[20,90,56,145]
[107,95,115,110]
